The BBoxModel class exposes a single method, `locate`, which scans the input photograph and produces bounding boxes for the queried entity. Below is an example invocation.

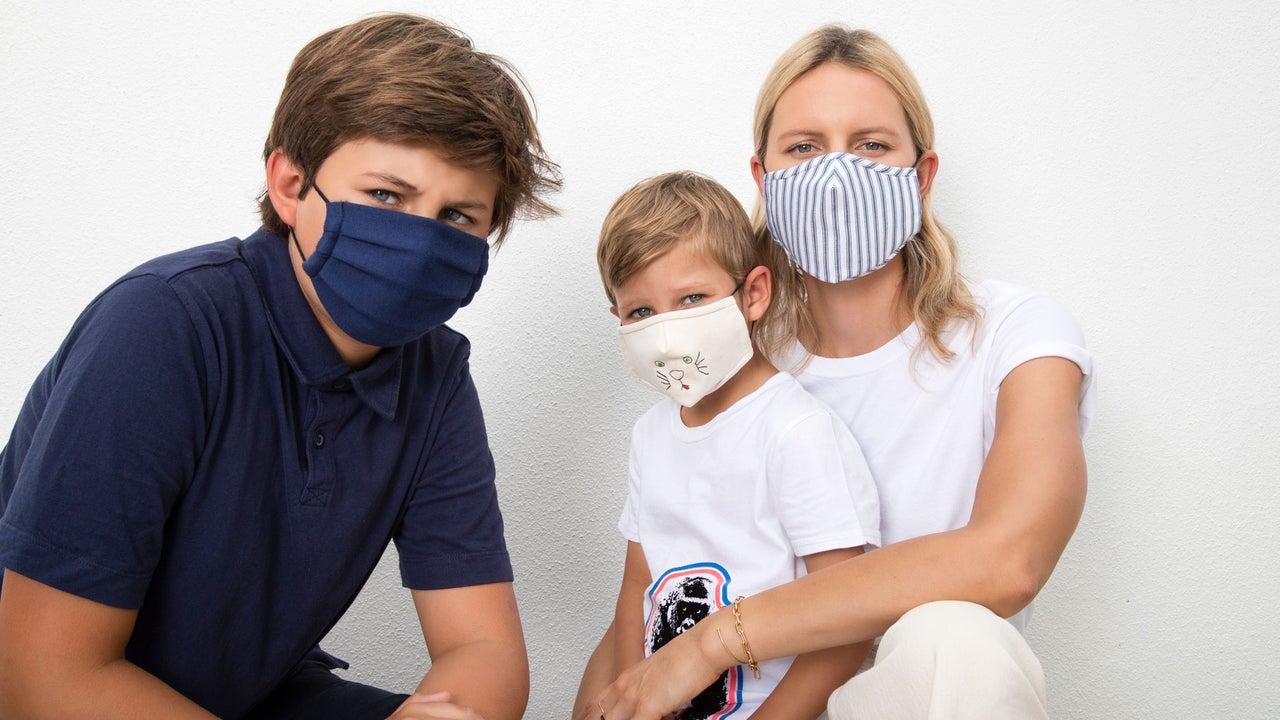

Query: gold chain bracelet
[730,595,762,680]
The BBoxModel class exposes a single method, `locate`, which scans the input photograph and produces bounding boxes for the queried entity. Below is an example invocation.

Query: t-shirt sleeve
[0,275,207,608]
[767,408,881,557]
[984,288,1096,437]
[616,427,643,544]
[394,346,513,591]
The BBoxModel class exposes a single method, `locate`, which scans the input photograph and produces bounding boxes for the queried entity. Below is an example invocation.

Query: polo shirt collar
[242,228,402,420]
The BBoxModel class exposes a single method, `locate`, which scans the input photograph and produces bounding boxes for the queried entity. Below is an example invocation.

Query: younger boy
[576,172,880,720]
[0,13,558,720]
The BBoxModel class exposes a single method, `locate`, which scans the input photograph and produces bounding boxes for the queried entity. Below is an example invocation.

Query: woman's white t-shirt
[790,280,1096,631]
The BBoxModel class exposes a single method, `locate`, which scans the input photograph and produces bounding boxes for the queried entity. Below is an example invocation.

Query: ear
[742,265,772,322]
[609,305,620,319]
[915,149,939,198]
[750,155,766,195]
[265,148,305,229]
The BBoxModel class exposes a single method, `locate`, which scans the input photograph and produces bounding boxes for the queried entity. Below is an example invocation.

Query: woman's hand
[579,618,728,720]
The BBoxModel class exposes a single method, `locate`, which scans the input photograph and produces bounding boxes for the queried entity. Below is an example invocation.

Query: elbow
[985,552,1051,619]
[0,658,37,718]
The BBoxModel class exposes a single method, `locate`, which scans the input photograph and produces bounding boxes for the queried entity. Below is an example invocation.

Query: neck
[804,255,913,358]
[680,351,777,428]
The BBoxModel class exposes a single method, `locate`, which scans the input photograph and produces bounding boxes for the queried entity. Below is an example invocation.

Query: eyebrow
[776,126,905,142]
[362,171,419,192]
[447,198,494,215]
[361,171,493,215]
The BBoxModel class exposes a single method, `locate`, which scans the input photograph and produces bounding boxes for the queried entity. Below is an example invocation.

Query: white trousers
[826,601,1048,720]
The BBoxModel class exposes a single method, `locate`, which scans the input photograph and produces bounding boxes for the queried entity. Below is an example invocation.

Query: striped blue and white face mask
[763,152,923,283]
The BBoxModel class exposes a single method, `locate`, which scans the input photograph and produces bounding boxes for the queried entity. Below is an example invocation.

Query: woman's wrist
[697,604,744,675]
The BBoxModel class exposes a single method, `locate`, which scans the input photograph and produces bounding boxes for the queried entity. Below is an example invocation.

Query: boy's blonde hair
[752,25,979,362]
[598,171,801,363]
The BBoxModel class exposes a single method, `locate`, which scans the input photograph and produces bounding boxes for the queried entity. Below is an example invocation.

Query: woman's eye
[855,141,889,157]
[788,142,817,155]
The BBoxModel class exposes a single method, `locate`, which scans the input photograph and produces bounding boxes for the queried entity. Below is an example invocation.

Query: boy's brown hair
[259,13,560,244]
[597,171,801,363]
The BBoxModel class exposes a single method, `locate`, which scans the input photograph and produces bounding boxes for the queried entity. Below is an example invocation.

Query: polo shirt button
[331,379,350,391]
[312,432,325,448]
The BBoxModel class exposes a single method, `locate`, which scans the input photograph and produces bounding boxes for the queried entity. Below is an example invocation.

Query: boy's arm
[0,569,217,719]
[745,547,871,720]
[409,581,529,720]
[612,542,651,673]
[573,541,651,718]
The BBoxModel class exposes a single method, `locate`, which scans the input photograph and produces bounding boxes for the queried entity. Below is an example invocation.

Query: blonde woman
[581,25,1094,720]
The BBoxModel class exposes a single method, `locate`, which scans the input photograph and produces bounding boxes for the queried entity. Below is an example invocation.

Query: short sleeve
[394,348,513,590]
[985,288,1096,436]
[0,275,207,608]
[767,408,881,557]
[617,429,643,543]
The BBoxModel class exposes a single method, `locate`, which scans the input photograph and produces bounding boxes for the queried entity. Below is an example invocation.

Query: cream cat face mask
[617,296,753,407]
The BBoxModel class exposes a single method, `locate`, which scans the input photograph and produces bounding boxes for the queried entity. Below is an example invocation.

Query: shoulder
[81,237,252,326]
[756,374,862,453]
[125,238,248,288]
[82,239,249,326]
[971,279,1085,345]
[969,280,1095,429]
[630,398,677,438]
[414,322,473,368]
[754,372,836,423]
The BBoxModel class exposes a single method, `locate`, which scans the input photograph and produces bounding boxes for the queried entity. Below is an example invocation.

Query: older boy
[0,14,558,720]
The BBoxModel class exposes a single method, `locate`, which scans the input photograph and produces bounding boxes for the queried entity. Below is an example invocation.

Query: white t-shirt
[790,279,1096,631]
[619,372,880,719]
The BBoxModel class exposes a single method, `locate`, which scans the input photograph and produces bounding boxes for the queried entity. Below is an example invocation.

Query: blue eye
[442,208,473,225]
[630,307,653,320]
[368,189,399,205]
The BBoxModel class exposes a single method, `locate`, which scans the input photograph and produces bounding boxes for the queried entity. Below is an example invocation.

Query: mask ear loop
[731,277,759,340]
[288,184,333,262]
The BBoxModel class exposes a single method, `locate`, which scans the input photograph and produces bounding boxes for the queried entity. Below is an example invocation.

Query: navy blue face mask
[290,185,490,348]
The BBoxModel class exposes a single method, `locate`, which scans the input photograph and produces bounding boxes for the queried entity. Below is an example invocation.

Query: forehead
[613,237,731,299]
[322,139,500,202]
[771,62,910,137]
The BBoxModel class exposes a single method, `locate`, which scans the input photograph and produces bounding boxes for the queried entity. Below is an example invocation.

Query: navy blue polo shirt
[0,228,513,718]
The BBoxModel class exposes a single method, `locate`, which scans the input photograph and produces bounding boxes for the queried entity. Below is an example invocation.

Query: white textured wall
[2,1,1277,717]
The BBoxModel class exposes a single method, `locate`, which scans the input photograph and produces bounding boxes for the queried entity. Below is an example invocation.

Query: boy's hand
[387,691,486,719]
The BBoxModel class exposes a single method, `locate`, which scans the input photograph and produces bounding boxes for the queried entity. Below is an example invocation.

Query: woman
[581,25,1094,720]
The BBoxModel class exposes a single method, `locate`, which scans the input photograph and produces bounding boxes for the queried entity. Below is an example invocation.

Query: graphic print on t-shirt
[645,562,743,719]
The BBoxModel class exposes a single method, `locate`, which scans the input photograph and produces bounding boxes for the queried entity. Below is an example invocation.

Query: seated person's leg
[827,601,1048,720]
[244,648,410,720]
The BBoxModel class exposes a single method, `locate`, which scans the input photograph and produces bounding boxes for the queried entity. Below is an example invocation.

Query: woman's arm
[0,569,217,719]
[747,546,872,720]
[585,356,1087,720]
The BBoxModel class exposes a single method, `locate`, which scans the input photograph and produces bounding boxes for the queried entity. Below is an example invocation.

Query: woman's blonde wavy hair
[751,25,978,362]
